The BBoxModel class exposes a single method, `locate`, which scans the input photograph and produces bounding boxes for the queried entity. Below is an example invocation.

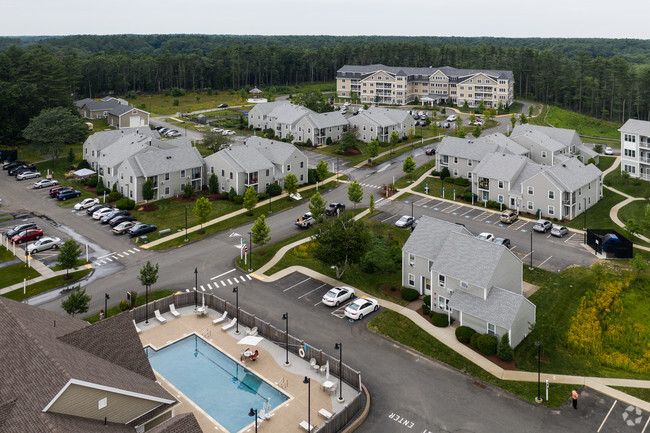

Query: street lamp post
[335,342,344,403]
[303,376,311,431]
[185,206,189,241]
[145,279,150,324]
[583,198,587,244]
[282,313,290,366]
[248,408,258,433]
[248,231,253,272]
[535,341,542,403]
[194,267,198,309]
[233,286,240,334]
[529,231,533,270]
[104,293,110,318]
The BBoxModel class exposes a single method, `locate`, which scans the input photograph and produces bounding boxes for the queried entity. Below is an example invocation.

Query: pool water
[147,335,288,432]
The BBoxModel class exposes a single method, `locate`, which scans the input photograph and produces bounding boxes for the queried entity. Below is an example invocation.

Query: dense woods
[2,35,650,146]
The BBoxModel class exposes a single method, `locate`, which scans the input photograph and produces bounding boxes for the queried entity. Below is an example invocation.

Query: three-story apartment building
[619,119,650,181]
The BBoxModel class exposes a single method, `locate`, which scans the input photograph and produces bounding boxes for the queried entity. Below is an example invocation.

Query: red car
[11,228,44,244]
[49,186,72,198]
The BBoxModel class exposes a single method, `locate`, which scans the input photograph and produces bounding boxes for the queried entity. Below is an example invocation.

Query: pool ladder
[275,377,288,389]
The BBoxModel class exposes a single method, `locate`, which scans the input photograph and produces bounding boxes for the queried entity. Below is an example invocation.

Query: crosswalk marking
[227,278,232,285]
[207,283,213,290]
[246,275,252,280]
[200,285,205,291]
[220,281,226,287]
[233,277,239,283]
[122,251,130,256]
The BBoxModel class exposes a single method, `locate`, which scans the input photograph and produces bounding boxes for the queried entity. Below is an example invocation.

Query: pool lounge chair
[212,311,227,325]
[169,304,180,317]
[318,408,333,419]
[221,317,237,331]
[246,326,258,337]
[154,310,167,324]
[299,420,313,431]
[133,320,142,334]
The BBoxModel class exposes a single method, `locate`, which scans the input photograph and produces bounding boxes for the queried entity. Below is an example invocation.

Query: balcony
[245,172,259,186]
[639,156,650,164]
[478,178,489,189]
[191,168,202,180]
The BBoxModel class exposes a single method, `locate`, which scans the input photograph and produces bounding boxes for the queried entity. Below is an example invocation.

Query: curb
[341,384,370,433]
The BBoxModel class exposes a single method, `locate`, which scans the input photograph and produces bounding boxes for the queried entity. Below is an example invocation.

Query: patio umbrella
[237,335,264,346]
[201,293,205,309]
[325,360,330,380]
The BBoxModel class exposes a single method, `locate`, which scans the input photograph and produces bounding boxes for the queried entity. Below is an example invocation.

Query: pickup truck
[326,202,346,216]
[295,212,314,229]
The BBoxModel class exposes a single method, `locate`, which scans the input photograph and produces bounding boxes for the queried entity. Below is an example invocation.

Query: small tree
[316,159,329,183]
[203,130,233,152]
[243,185,259,214]
[472,125,482,138]
[22,107,88,160]
[440,167,451,180]
[593,144,603,154]
[57,239,81,278]
[138,261,159,294]
[402,155,416,179]
[528,105,534,117]
[510,114,517,129]
[192,196,212,228]
[208,173,219,194]
[251,214,271,246]
[184,183,195,198]
[61,286,91,318]
[519,113,528,124]
[284,173,299,199]
[367,139,379,159]
[457,127,467,138]
[368,193,375,215]
[67,147,75,163]
[630,255,648,280]
[389,131,400,154]
[309,191,327,223]
[142,179,154,201]
[455,116,463,130]
[347,180,364,209]
[497,334,514,362]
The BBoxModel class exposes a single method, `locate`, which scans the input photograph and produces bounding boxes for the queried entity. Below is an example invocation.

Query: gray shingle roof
[101,135,154,168]
[619,118,650,136]
[75,98,123,111]
[403,216,471,260]
[108,105,148,117]
[576,143,598,160]
[249,100,291,117]
[483,133,530,155]
[471,152,528,183]
[85,128,159,152]
[437,136,499,161]
[542,157,602,191]
[133,146,203,178]
[513,124,581,148]
[354,107,411,128]
[337,64,513,80]
[274,104,312,125]
[509,160,547,196]
[147,413,202,433]
[449,287,527,330]
[306,111,348,129]
[246,136,302,166]
[510,127,568,153]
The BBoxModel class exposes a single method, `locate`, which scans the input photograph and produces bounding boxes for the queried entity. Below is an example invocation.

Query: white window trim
[408,273,415,287]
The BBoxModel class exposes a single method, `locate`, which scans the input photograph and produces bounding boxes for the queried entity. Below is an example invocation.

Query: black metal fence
[586,229,634,258]
[132,292,364,431]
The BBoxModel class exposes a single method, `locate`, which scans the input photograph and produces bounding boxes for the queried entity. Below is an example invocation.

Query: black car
[128,223,157,238]
[326,202,346,216]
[9,165,36,176]
[108,214,137,227]
[493,237,511,248]
[5,222,38,239]
[86,204,110,215]
[218,103,228,108]
[3,161,27,171]
[100,209,129,224]
[425,148,436,156]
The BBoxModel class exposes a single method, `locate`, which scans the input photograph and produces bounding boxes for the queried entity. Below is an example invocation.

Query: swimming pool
[147,335,288,432]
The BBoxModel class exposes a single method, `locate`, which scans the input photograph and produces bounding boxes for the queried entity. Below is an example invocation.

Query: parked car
[295,212,315,229]
[410,216,422,231]
[100,209,129,224]
[446,115,457,122]
[112,221,137,235]
[33,179,58,189]
[550,225,569,238]
[50,186,72,198]
[500,211,518,224]
[211,128,223,133]
[158,127,169,134]
[3,161,27,171]
[154,126,164,131]
[218,103,228,108]
[326,202,346,216]
[86,204,110,215]
[322,286,355,307]
[10,165,37,176]
[167,131,182,137]
[425,148,436,156]
[493,237,511,248]
[74,197,99,210]
[441,122,450,128]
[533,219,553,233]
[27,236,62,253]
[16,170,41,181]
[108,214,137,227]
[6,222,38,239]
[344,297,379,320]
[604,146,614,155]
[93,207,114,220]
[11,228,44,244]
[128,223,157,238]
[395,215,415,228]
[57,189,81,201]
[477,232,495,241]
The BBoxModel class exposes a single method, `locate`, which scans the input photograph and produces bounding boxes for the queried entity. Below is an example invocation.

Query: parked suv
[6,222,38,239]
[326,202,346,216]
[500,211,518,224]
[57,189,81,201]
[533,219,552,233]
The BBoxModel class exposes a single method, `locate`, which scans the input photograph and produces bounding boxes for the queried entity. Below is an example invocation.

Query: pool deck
[138,305,358,433]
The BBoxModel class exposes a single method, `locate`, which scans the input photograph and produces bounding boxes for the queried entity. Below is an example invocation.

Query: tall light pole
[282,313,290,366]
[303,376,311,431]
[185,206,189,241]
[248,408,258,433]
[145,278,150,324]
[248,231,253,272]
[535,341,542,403]
[583,198,587,244]
[335,342,344,403]
[104,293,110,318]
[233,286,240,334]
[194,267,198,309]
[529,231,533,270]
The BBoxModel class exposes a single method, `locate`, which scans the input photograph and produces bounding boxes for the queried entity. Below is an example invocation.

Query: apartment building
[619,119,650,181]
[336,64,514,108]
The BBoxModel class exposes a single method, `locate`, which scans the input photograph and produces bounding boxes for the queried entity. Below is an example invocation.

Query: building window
[527,201,534,211]
[548,205,555,215]
[408,273,415,287]
[130,176,133,183]
[453,157,458,164]
[229,172,233,180]
[409,253,415,267]
[300,161,304,168]
[180,170,185,178]
[287,164,291,172]
[453,169,458,176]
[438,295,451,312]
[548,191,555,200]
[165,173,170,181]
[527,186,534,195]
[221,169,225,176]
[165,187,170,195]
[438,274,446,287]
[541,151,547,158]
[467,160,472,167]
[211,166,214,173]
[221,185,225,191]
[498,180,504,189]
[300,174,304,181]
[180,183,185,191]
[498,194,504,203]
[487,323,496,336]
[424,277,431,291]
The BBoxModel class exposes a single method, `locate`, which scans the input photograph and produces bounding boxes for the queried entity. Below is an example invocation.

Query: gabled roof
[403,216,471,260]
[0,298,176,433]
[84,128,159,152]
[353,107,411,128]
[337,64,513,81]
[273,104,312,125]
[541,157,602,192]
[75,98,122,111]
[437,136,499,161]
[100,134,154,168]
[512,124,581,148]
[249,100,291,117]
[147,412,202,433]
[619,118,650,135]
[450,287,529,330]
[510,128,567,153]
[304,111,348,129]
[247,136,301,165]
[131,146,203,178]
[472,152,529,184]
[483,133,530,155]
[107,105,149,117]
[509,160,547,197]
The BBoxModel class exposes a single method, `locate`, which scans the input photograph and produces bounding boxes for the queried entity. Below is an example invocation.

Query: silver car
[27,236,62,253]
[550,225,569,237]
[33,179,58,189]
[112,221,136,235]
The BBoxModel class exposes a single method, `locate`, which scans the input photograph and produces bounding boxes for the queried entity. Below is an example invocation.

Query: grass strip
[0,263,41,288]
[2,269,91,301]
[0,246,15,262]
[610,387,650,404]
[84,290,176,323]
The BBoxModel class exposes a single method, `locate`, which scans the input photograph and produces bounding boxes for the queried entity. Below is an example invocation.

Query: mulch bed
[378,284,403,300]
[341,149,362,156]
[137,204,159,213]
[171,196,196,203]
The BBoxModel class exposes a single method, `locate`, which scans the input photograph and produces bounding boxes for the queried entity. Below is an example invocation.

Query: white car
[112,221,137,235]
[446,115,457,122]
[344,102,351,106]
[211,128,223,133]
[477,232,494,241]
[27,236,62,253]
[93,207,114,220]
[74,197,100,210]
[16,171,41,180]
[226,130,236,135]
[322,286,355,307]
[33,179,58,189]
[604,146,614,155]
[395,215,415,228]
[344,297,379,320]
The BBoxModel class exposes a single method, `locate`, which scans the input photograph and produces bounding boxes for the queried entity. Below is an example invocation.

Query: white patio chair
[212,311,227,325]
[133,320,142,334]
[221,317,237,331]
[246,326,258,337]
[154,310,166,324]
[169,304,180,317]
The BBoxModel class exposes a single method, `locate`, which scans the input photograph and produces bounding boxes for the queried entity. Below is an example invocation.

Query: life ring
[298,347,305,358]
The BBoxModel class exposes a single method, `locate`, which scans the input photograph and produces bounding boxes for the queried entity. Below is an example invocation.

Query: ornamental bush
[470,332,481,349]
[86,175,98,188]
[115,198,136,210]
[455,326,477,343]
[431,312,449,327]
[266,183,282,197]
[233,195,244,204]
[107,191,122,202]
[423,295,431,306]
[497,334,514,362]
[401,287,419,302]
[478,334,498,356]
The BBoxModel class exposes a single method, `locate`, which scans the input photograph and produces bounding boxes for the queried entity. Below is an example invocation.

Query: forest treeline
[1,35,650,146]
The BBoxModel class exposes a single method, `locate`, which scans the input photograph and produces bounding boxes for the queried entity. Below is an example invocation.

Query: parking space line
[564,233,579,243]
[298,283,327,299]
[380,214,396,223]
[207,283,213,290]
[283,277,311,292]
[227,278,232,285]
[473,211,491,221]
[220,281,226,287]
[521,251,532,259]
[200,285,205,291]
[413,197,430,206]
[441,204,461,213]
[460,208,474,216]
[538,256,552,268]
[211,268,236,280]
[597,400,617,432]
[233,277,239,283]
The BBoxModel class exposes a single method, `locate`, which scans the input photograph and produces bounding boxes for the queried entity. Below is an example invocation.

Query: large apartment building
[619,119,650,181]
[336,64,514,108]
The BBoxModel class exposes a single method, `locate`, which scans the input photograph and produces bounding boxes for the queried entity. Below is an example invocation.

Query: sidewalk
[0,263,92,296]
[353,136,442,168]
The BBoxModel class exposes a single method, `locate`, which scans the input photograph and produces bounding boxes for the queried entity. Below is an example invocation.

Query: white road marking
[298,283,327,299]
[380,214,396,223]
[211,268,236,280]
[220,281,226,287]
[233,277,239,283]
[283,277,311,292]
[116,253,124,258]
[122,251,130,256]
[641,415,650,433]
[597,400,617,432]
[538,256,553,268]
[132,248,140,252]
[460,208,474,216]
[200,285,205,291]
[207,283,213,290]
[227,278,232,285]
[246,275,252,280]
[521,251,533,259]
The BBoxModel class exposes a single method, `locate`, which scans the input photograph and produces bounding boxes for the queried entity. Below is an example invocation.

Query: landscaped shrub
[233,195,244,204]
[423,295,431,306]
[221,192,230,200]
[115,198,135,210]
[478,334,498,356]
[266,183,282,197]
[401,287,419,302]
[470,332,481,349]
[497,334,514,362]
[96,187,110,196]
[455,326,477,343]
[440,167,450,180]
[431,170,440,176]
[184,183,195,198]
[86,175,98,188]
[107,191,122,202]
[307,169,317,185]
[228,187,237,201]
[431,312,449,327]
[326,137,333,145]
[454,178,470,187]
[422,305,430,315]
[257,192,268,201]
[77,160,91,170]
[119,300,130,311]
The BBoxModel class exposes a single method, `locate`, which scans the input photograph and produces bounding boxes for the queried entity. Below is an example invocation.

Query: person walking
[99,310,104,320]
[572,389,579,409]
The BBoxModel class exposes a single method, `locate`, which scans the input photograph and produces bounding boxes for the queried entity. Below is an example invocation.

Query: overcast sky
[2,0,649,39]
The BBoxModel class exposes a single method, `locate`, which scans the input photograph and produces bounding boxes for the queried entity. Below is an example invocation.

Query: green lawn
[127,91,250,116]
[236,227,316,272]
[0,263,40,288]
[2,269,92,301]
[527,104,549,126]
[0,246,15,262]
[394,162,436,189]
[604,162,650,199]
[611,387,650,403]
[544,106,622,140]
[87,118,113,132]
[562,188,625,231]
[618,200,650,240]
[598,156,617,172]
[84,289,176,323]
[368,310,578,407]
[370,138,437,166]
